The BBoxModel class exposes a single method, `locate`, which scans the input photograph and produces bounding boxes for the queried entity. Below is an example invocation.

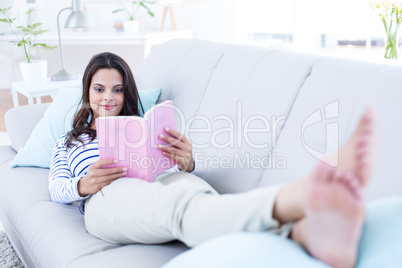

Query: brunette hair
[66,52,144,148]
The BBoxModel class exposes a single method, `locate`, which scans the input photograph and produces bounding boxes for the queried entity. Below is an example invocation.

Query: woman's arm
[48,135,89,204]
[77,158,127,196]
[49,135,127,200]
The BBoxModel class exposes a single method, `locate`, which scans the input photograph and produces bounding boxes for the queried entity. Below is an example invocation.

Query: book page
[97,116,149,180]
[144,100,177,178]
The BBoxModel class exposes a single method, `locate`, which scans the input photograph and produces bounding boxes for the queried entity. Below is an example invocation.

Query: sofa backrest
[259,57,402,200]
[136,39,321,193]
[137,39,402,200]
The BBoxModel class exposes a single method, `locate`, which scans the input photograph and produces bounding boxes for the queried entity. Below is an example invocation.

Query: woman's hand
[158,127,195,172]
[77,159,127,196]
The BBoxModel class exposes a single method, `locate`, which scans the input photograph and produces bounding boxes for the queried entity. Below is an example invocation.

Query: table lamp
[51,0,93,81]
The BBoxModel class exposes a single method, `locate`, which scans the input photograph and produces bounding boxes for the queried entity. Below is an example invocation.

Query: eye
[114,88,123,93]
[94,88,103,92]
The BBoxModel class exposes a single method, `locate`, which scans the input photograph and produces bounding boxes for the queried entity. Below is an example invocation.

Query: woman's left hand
[158,127,195,172]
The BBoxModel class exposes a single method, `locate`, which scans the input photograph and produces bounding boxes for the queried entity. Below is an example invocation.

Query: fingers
[158,144,192,160]
[159,128,192,150]
[163,127,191,145]
[159,133,182,147]
[97,166,127,177]
[91,158,118,169]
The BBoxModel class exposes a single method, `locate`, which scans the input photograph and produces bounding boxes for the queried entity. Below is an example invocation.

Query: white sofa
[1,39,402,267]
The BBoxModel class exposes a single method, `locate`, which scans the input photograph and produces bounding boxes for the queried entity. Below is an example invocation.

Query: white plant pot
[123,20,139,34]
[20,60,48,87]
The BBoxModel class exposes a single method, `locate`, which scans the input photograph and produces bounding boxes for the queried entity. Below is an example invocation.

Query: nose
[103,91,113,101]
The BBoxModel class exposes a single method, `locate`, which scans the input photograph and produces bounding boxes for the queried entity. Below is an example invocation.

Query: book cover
[96,100,177,182]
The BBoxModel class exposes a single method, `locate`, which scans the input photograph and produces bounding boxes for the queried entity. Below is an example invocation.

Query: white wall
[1,0,386,49]
[0,0,389,89]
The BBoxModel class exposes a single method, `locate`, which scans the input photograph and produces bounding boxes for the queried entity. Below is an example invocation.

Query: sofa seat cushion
[0,147,188,268]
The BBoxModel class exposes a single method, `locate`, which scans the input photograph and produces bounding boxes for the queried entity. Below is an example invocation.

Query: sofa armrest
[5,104,50,152]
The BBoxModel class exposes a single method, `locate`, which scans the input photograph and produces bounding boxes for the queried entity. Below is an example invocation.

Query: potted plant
[113,1,156,34]
[0,7,56,86]
[370,1,402,59]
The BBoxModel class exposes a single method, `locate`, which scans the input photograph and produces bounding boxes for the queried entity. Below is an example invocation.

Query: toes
[356,107,375,138]
[342,172,363,199]
[355,107,375,184]
[333,169,344,183]
[363,107,375,126]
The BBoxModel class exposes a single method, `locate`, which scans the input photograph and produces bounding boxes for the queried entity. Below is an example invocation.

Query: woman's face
[89,68,124,119]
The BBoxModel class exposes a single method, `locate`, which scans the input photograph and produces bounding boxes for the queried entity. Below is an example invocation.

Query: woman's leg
[85,172,284,246]
[85,108,374,267]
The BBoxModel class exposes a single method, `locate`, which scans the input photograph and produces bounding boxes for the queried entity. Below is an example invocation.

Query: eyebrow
[93,83,123,88]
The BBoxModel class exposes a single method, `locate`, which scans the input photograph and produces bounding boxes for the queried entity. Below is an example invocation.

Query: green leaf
[25,8,37,16]
[0,7,12,14]
[33,43,56,50]
[17,40,27,47]
[31,22,43,29]
[112,9,125,13]
[33,30,47,36]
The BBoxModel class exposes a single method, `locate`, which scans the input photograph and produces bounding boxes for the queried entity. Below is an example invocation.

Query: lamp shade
[65,10,94,28]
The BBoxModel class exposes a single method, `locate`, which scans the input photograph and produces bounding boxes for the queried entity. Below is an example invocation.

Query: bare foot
[332,107,375,185]
[301,164,365,268]
[272,108,375,224]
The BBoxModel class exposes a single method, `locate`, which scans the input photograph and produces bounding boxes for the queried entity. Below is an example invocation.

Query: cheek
[89,93,101,106]
[117,95,125,106]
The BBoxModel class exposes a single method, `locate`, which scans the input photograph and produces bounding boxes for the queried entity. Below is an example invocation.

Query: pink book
[96,100,177,182]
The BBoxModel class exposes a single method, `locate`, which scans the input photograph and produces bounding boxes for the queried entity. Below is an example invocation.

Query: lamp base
[51,69,77,81]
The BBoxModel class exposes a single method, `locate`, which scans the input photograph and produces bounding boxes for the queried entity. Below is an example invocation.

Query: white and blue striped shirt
[49,134,181,214]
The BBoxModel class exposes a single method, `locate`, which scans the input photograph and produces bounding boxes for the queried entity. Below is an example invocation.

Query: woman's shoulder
[55,133,96,148]
[66,132,98,147]
[56,134,67,143]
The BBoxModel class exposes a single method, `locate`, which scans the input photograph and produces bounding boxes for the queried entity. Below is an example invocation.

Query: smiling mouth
[101,105,116,110]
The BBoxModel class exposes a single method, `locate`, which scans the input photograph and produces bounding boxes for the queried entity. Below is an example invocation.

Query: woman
[49,52,375,268]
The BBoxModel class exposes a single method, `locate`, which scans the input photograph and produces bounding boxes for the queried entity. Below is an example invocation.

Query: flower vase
[384,31,400,59]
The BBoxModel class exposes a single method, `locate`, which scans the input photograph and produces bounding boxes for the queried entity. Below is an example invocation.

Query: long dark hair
[66,52,144,148]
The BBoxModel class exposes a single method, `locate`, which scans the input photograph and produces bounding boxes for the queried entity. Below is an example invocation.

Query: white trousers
[84,172,284,247]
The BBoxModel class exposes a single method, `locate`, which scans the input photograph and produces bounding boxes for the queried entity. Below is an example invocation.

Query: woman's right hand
[77,159,127,196]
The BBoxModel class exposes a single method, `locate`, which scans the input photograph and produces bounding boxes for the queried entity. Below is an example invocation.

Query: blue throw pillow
[11,87,161,168]
[164,197,402,268]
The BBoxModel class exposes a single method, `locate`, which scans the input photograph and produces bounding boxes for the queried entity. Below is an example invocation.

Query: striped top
[49,134,181,214]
